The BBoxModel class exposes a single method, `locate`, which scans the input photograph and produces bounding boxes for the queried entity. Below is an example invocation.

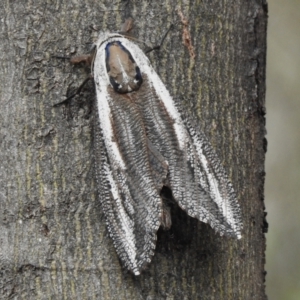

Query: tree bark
[0,1,268,299]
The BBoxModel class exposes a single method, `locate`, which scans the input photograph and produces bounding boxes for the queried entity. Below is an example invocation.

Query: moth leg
[119,17,134,34]
[69,52,95,66]
[52,47,95,66]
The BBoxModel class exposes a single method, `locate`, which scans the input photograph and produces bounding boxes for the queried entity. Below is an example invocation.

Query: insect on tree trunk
[0,1,268,299]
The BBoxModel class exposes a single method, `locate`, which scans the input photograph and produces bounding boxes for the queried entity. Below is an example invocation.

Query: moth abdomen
[105,41,143,93]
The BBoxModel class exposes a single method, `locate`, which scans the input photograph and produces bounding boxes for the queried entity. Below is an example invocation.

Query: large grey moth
[59,20,243,275]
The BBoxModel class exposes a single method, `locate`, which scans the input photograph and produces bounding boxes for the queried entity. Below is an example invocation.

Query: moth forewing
[93,33,164,275]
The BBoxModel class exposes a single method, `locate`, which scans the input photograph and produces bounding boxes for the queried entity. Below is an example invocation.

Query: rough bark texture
[0,1,268,299]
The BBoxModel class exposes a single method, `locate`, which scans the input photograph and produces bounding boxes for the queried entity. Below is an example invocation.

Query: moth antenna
[118,18,174,54]
[52,55,71,60]
[145,24,174,54]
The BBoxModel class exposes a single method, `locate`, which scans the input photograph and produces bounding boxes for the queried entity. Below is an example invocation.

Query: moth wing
[123,42,242,239]
[93,45,169,274]
[178,117,243,238]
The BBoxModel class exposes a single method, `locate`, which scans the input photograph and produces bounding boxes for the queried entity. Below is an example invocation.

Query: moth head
[105,41,143,93]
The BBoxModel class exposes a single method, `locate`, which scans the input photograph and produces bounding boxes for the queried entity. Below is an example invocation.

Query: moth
[59,20,242,275]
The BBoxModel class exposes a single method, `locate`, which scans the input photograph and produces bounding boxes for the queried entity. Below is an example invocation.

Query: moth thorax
[105,41,143,93]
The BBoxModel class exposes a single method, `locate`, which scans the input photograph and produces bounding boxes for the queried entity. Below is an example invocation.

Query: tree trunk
[0,1,268,299]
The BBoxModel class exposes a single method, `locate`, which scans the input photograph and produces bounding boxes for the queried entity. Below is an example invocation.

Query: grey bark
[0,1,268,299]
